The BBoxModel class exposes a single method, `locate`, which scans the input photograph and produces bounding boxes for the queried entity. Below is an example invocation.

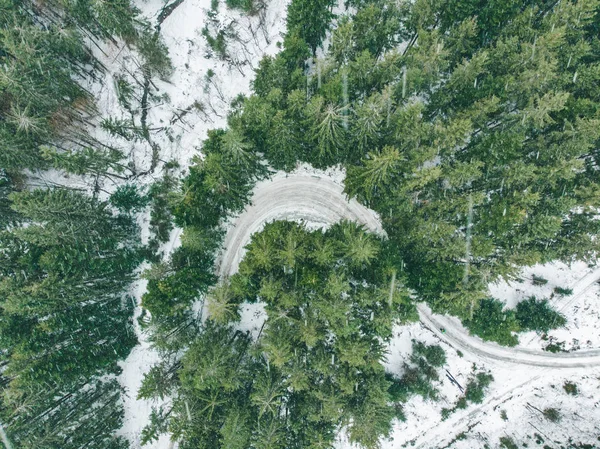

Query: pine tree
[0,189,141,448]
[286,0,336,54]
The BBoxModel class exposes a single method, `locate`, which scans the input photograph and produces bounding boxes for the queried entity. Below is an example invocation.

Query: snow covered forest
[1,0,600,448]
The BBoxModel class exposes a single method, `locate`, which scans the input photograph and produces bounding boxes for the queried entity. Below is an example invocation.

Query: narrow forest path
[218,171,600,369]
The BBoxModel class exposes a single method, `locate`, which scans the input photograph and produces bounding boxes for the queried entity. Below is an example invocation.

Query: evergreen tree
[0,189,141,448]
[463,299,520,346]
[516,297,567,333]
[286,0,336,54]
[142,222,416,448]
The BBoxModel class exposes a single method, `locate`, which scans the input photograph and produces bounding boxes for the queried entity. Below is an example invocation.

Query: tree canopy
[141,221,417,449]
[0,0,169,446]
[141,0,600,447]
[228,0,600,320]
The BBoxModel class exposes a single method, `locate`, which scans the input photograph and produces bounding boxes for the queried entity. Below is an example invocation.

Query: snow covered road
[418,303,600,368]
[216,171,385,277]
[218,170,600,369]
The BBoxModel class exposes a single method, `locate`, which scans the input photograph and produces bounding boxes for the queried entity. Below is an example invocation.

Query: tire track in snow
[218,172,600,369]
[418,304,600,368]
[216,174,385,277]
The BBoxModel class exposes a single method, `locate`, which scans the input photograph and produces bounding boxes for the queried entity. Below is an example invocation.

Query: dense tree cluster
[515,297,567,333]
[0,0,170,446]
[142,222,417,448]
[463,296,567,346]
[0,189,141,448]
[139,125,271,352]
[388,340,447,402]
[174,128,268,229]
[227,0,600,321]
[463,298,520,346]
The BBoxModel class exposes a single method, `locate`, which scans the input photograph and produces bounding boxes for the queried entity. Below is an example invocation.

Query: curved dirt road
[216,174,385,277]
[218,172,600,369]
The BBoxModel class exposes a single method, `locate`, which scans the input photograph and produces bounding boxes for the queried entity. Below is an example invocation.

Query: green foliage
[0,189,141,448]
[443,370,494,417]
[0,0,169,173]
[0,170,18,229]
[499,436,519,449]
[102,117,142,141]
[144,222,415,449]
[110,184,149,213]
[42,146,128,177]
[141,407,171,445]
[115,75,136,110]
[149,171,178,246]
[412,341,446,367]
[388,341,446,403]
[142,241,218,319]
[137,27,173,79]
[206,279,243,324]
[440,407,453,421]
[286,0,336,53]
[138,363,180,401]
[231,0,600,318]
[515,297,567,333]
[174,129,267,229]
[563,381,578,396]
[543,407,561,423]
[0,0,171,446]
[553,286,573,296]
[532,275,549,286]
[463,299,519,346]
[179,323,250,393]
[202,23,230,59]
[464,372,494,404]
[140,215,222,332]
[225,0,257,13]
[544,341,566,353]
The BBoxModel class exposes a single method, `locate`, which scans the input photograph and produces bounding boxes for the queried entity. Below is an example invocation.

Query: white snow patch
[441,369,600,449]
[117,277,174,449]
[490,261,600,352]
[237,302,268,340]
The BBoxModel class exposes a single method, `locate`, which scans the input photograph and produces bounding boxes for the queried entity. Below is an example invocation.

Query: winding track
[217,172,600,369]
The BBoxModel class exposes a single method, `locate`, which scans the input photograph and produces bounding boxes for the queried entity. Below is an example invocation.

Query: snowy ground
[490,262,600,353]
[440,370,600,449]
[370,321,600,449]
[136,0,289,169]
